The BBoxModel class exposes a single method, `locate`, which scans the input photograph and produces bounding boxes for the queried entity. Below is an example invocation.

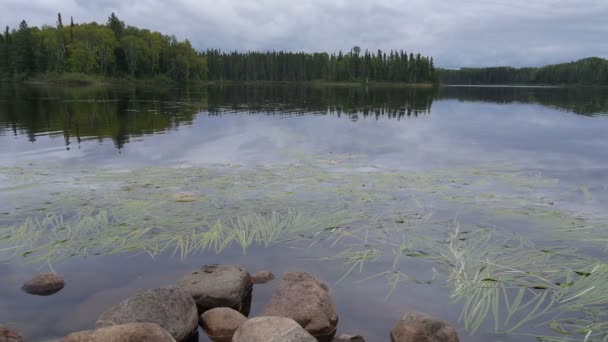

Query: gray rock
[61,323,175,342]
[251,270,275,284]
[232,316,316,342]
[333,334,366,341]
[263,272,338,341]
[96,287,197,342]
[390,312,459,342]
[22,272,65,296]
[199,307,246,342]
[0,326,25,342]
[175,264,252,315]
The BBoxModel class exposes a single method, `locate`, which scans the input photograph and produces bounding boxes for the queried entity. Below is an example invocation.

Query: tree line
[206,48,437,83]
[0,13,207,82]
[438,57,608,85]
[0,14,438,83]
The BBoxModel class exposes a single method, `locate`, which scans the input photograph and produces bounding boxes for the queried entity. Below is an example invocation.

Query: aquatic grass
[1,161,607,341]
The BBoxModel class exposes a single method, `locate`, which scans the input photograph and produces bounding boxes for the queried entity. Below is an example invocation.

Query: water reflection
[1,84,608,150]
[206,84,435,120]
[439,85,608,116]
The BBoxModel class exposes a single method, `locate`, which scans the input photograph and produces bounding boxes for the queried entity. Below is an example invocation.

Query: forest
[438,57,608,85]
[0,13,438,84]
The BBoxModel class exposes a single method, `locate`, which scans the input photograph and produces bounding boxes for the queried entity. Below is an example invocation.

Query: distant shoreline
[9,74,607,89]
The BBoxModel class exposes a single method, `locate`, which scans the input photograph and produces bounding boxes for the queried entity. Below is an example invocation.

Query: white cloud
[1,0,607,67]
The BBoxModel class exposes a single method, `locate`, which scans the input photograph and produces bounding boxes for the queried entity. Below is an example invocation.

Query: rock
[333,334,366,341]
[251,270,275,284]
[22,272,65,296]
[0,326,25,342]
[199,307,246,342]
[390,312,459,342]
[61,323,175,342]
[232,316,316,342]
[96,287,197,342]
[175,264,252,315]
[263,272,338,341]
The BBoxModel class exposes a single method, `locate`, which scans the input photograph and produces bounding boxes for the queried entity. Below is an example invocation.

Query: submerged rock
[263,272,338,341]
[62,323,175,342]
[175,264,252,315]
[232,316,316,342]
[390,312,459,342]
[22,272,65,296]
[333,334,366,341]
[96,287,197,342]
[0,326,25,342]
[199,307,246,342]
[251,270,275,284]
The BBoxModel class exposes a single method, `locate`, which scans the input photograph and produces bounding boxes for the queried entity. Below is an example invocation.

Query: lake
[1,83,607,341]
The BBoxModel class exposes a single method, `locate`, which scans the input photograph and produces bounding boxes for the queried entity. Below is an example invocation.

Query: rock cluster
[8,264,460,342]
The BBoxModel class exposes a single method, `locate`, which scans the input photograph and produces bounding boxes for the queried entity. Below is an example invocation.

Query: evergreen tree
[70,16,74,43]
[107,13,124,39]
[13,20,35,75]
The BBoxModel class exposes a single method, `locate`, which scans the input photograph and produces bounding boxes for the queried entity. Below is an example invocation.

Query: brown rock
[199,307,246,342]
[390,312,459,342]
[0,326,25,342]
[96,287,197,342]
[175,264,252,315]
[22,272,65,296]
[251,270,275,284]
[232,316,316,342]
[263,272,338,341]
[62,323,175,342]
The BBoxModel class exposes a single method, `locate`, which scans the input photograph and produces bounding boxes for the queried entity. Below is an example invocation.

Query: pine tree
[70,16,75,43]
[107,13,124,39]
[14,20,35,75]
[56,13,67,71]
[0,32,5,78]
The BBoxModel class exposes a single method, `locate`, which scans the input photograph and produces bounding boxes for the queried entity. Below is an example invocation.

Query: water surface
[1,83,607,341]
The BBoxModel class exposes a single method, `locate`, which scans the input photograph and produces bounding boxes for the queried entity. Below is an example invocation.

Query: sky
[2,0,607,68]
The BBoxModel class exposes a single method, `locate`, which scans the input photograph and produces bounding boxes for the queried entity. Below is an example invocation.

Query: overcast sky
[2,0,607,68]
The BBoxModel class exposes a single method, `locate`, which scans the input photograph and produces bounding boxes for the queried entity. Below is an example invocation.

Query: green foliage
[0,13,207,82]
[438,58,608,85]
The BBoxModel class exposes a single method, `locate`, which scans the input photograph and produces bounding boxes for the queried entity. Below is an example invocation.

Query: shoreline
[10,75,607,89]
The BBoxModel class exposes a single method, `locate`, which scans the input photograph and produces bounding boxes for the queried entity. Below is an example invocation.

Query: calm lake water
[1,83,607,341]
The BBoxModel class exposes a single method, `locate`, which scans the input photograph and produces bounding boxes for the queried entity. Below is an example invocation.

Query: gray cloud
[2,0,607,68]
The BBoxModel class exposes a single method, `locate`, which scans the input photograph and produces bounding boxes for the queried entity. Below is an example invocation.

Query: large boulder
[96,287,197,342]
[22,272,65,296]
[263,272,338,341]
[390,312,459,342]
[232,316,316,342]
[175,264,252,315]
[0,326,25,342]
[62,323,175,342]
[199,307,246,342]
